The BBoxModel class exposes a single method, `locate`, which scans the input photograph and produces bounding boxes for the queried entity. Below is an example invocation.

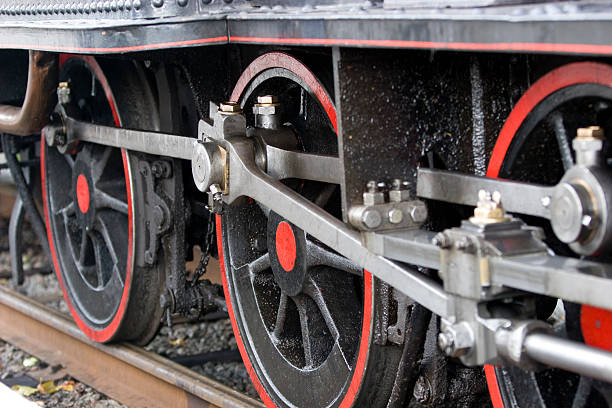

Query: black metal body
[0,1,612,55]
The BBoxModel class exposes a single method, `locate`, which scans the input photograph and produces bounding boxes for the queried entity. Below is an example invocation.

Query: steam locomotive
[0,0,611,406]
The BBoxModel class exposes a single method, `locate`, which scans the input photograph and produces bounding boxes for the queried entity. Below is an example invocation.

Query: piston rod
[524,333,612,383]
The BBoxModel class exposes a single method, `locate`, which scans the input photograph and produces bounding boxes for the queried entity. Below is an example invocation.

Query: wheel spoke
[249,253,270,275]
[571,377,593,408]
[78,229,89,265]
[94,214,126,286]
[92,146,113,182]
[63,154,75,169]
[94,189,128,214]
[272,293,289,339]
[293,293,333,369]
[549,111,574,171]
[306,240,362,276]
[302,272,361,369]
[257,202,271,217]
[313,183,337,207]
[56,201,75,217]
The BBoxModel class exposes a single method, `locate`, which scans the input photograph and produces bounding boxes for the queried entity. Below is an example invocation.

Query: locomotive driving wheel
[42,55,164,344]
[218,52,426,407]
[486,61,612,408]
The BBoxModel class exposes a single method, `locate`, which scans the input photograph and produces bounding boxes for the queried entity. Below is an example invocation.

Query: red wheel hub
[76,174,90,214]
[275,221,296,272]
[581,305,612,351]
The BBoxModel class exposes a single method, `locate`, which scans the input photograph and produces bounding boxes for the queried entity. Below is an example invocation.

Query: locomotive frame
[1,1,612,406]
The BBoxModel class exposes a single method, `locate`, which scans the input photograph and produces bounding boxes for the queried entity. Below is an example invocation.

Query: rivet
[152,0,163,7]
[124,0,132,9]
[110,0,117,10]
[104,1,111,11]
[177,0,188,6]
[133,0,141,9]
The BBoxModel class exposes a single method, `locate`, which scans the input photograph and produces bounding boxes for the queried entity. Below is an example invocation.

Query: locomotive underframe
[2,3,612,398]
[31,58,612,383]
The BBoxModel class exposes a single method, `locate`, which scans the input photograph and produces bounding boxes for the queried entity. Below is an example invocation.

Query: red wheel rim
[485,61,612,407]
[219,52,374,408]
[41,54,135,342]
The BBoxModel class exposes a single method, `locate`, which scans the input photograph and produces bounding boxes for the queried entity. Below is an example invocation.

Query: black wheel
[218,52,425,408]
[42,55,163,344]
[486,61,612,408]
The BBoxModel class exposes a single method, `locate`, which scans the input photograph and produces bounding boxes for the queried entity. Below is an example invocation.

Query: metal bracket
[139,161,172,265]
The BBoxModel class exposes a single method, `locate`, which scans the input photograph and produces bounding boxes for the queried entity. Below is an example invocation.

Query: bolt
[57,82,71,105]
[455,237,474,252]
[45,125,66,147]
[413,376,432,405]
[431,232,451,248]
[210,184,223,195]
[362,209,382,229]
[366,180,377,193]
[540,195,551,208]
[438,332,454,353]
[470,189,510,225]
[410,204,428,223]
[377,181,387,192]
[256,95,278,105]
[582,214,599,229]
[391,178,402,190]
[388,208,403,224]
[219,101,241,114]
[577,126,604,139]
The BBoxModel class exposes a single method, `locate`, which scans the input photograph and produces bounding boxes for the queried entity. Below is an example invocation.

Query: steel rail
[0,285,264,408]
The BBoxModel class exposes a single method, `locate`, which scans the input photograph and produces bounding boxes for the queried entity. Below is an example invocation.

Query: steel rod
[524,333,612,383]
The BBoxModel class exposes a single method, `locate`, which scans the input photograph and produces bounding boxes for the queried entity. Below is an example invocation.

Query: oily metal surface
[0,285,263,408]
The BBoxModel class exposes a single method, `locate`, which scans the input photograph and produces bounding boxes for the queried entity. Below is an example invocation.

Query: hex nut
[388,208,403,224]
[438,322,474,357]
[577,126,604,139]
[253,104,279,116]
[362,209,382,229]
[257,95,278,104]
[219,101,241,114]
[389,189,410,202]
[410,204,428,223]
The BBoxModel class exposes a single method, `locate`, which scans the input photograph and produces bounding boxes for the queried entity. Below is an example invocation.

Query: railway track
[0,284,264,408]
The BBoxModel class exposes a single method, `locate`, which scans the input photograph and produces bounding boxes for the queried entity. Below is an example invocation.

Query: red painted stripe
[2,34,612,55]
[216,215,277,408]
[229,36,612,55]
[340,270,373,408]
[43,54,134,342]
[484,365,504,408]
[0,36,227,53]
[230,52,337,133]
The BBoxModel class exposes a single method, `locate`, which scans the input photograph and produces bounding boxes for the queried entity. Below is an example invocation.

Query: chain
[191,210,215,286]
